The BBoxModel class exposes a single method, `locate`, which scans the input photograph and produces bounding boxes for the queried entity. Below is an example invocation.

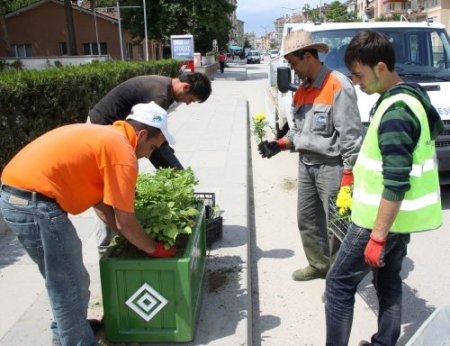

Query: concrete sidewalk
[0,65,250,346]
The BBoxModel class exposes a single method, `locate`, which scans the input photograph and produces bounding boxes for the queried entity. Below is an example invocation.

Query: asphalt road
[243,60,450,345]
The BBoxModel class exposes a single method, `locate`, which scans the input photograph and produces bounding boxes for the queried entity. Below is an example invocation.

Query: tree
[121,0,234,55]
[4,0,38,12]
[0,0,10,55]
[324,1,358,22]
[243,37,251,49]
[305,7,321,22]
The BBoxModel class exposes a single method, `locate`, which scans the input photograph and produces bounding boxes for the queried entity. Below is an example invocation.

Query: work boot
[52,319,104,345]
[292,266,327,281]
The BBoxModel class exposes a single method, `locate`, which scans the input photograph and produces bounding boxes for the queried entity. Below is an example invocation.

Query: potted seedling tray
[194,192,223,247]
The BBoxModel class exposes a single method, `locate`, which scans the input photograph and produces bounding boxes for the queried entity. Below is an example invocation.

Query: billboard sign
[170,35,194,60]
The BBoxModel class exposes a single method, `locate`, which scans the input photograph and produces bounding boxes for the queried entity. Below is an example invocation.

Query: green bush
[0,59,182,171]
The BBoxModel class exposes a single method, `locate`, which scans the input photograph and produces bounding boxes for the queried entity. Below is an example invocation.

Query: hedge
[0,59,182,171]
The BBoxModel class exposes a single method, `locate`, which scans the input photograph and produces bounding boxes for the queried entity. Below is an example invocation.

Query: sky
[236,0,321,37]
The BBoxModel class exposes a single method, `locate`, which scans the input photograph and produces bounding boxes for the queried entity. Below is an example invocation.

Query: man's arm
[371,198,402,240]
[113,208,158,253]
[93,202,119,232]
[94,202,174,256]
[332,75,364,169]
[364,198,402,267]
[149,142,184,169]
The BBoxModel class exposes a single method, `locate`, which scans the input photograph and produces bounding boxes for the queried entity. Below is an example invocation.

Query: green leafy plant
[211,204,221,219]
[134,168,200,247]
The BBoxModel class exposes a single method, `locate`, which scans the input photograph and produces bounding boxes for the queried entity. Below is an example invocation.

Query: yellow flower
[252,112,270,143]
[336,186,352,219]
[254,112,266,121]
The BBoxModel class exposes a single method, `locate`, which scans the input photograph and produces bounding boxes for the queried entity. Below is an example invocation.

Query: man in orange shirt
[0,101,175,346]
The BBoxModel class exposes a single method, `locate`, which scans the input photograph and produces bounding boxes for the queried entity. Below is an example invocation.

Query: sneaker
[358,341,371,346]
[292,266,327,281]
[88,319,104,334]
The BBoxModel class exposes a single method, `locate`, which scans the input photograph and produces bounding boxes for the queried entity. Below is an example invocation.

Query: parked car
[246,50,261,64]
[270,49,279,59]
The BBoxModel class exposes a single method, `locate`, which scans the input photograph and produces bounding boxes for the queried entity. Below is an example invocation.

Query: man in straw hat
[0,102,177,345]
[258,30,363,281]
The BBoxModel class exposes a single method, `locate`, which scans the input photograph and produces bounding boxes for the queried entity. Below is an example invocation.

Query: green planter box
[99,205,206,343]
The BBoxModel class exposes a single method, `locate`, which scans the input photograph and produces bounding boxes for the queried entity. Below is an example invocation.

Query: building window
[10,44,32,57]
[82,42,107,55]
[60,42,68,55]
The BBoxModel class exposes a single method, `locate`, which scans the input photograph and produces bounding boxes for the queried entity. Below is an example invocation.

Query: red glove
[146,242,176,258]
[340,169,354,187]
[364,234,386,267]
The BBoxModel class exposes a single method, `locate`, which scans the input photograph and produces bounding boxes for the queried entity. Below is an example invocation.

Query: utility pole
[93,9,100,55]
[98,3,141,60]
[143,0,149,61]
[281,6,301,23]
[64,0,78,55]
[116,1,124,60]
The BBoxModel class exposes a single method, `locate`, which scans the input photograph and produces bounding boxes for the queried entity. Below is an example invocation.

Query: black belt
[1,185,55,203]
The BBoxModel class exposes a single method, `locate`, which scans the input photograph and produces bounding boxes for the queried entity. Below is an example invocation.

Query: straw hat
[283,30,329,56]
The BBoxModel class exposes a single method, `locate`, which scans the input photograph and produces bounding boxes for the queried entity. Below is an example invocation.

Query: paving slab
[0,67,251,346]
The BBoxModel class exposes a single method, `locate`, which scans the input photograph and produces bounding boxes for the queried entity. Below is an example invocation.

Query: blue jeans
[325,223,410,346]
[0,189,97,346]
[297,161,342,271]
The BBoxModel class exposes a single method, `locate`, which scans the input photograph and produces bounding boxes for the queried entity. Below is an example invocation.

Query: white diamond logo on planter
[125,283,168,322]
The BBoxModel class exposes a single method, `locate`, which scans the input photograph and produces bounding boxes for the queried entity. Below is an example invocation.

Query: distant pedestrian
[325,30,443,346]
[0,102,178,346]
[218,50,226,73]
[88,72,212,250]
[258,29,363,281]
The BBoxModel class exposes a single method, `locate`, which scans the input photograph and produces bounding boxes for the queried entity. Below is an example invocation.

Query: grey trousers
[297,160,343,272]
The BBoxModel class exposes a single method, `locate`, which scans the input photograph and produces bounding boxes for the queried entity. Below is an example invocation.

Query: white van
[270,21,450,180]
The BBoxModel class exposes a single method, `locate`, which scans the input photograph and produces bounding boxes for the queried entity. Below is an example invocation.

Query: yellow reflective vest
[351,93,442,233]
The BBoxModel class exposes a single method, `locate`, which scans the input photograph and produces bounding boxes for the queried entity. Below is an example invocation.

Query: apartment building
[0,0,160,60]
[358,0,450,31]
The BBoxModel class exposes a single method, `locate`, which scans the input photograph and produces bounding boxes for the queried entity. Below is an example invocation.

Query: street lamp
[116,1,142,60]
[142,0,149,61]
[281,6,302,23]
[95,3,142,60]
[260,26,269,52]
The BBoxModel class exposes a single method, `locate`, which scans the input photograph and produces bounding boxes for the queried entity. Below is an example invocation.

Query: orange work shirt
[1,121,138,214]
